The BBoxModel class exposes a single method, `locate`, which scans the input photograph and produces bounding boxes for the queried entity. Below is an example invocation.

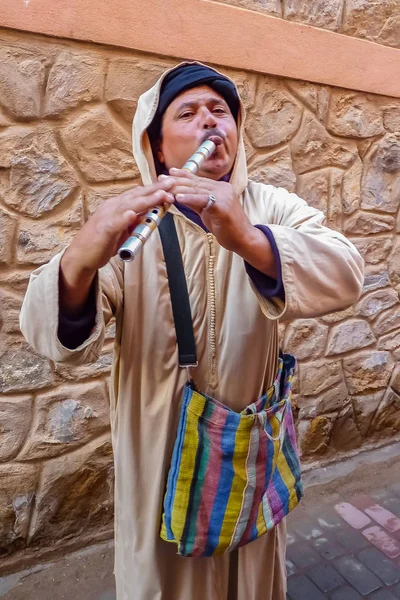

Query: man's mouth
[202,130,225,148]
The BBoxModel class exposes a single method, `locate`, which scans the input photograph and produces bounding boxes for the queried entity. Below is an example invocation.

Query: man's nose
[201,109,217,129]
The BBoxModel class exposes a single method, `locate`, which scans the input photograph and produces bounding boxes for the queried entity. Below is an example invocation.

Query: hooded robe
[20,62,364,600]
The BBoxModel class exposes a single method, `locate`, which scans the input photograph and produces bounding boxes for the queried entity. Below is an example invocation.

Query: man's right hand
[59,179,175,316]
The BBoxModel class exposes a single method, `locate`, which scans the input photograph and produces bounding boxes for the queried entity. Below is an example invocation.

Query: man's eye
[213,108,226,114]
[180,112,194,118]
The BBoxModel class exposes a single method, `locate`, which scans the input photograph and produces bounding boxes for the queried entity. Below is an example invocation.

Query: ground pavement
[1,442,399,600]
[286,442,400,600]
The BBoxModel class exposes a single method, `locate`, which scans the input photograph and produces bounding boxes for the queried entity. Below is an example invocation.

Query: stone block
[364,505,400,533]
[285,80,319,113]
[326,319,375,356]
[18,381,110,460]
[28,435,114,544]
[298,382,349,419]
[0,290,22,334]
[53,194,84,227]
[351,236,392,265]
[299,359,344,396]
[377,15,400,49]
[321,306,355,324]
[378,329,400,352]
[248,146,296,192]
[0,463,39,552]
[344,212,395,234]
[390,366,400,394]
[0,126,79,217]
[17,222,76,265]
[287,574,326,600]
[371,388,400,433]
[0,396,32,461]
[388,238,400,290]
[356,288,398,319]
[331,587,364,599]
[352,392,385,436]
[299,415,335,455]
[0,346,53,394]
[85,183,138,217]
[363,272,391,293]
[0,210,17,264]
[342,158,362,215]
[330,405,363,450]
[312,535,347,561]
[343,351,394,395]
[334,555,381,595]
[362,526,400,559]
[344,0,400,45]
[286,542,321,568]
[328,92,383,138]
[361,135,400,213]
[222,70,257,112]
[246,76,302,148]
[45,50,105,116]
[383,106,400,133]
[0,49,44,119]
[61,106,139,182]
[54,351,113,382]
[284,319,328,361]
[296,169,329,214]
[291,112,358,174]
[358,547,400,586]
[335,529,369,553]
[307,563,345,593]
[284,0,343,30]
[106,58,170,124]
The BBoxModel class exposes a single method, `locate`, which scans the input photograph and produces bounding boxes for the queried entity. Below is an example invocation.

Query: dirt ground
[1,441,399,600]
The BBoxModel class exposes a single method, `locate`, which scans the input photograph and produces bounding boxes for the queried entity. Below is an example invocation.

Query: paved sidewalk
[1,442,399,599]
[286,443,400,600]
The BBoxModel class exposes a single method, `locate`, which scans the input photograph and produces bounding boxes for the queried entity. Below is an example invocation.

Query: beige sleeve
[19,251,123,365]
[250,184,364,322]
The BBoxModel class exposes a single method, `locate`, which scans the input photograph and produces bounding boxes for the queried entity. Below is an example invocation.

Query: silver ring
[205,194,217,211]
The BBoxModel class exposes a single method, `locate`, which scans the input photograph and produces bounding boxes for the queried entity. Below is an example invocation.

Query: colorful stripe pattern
[160,353,303,557]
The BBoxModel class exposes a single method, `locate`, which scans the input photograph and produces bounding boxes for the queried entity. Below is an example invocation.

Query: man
[20,62,364,599]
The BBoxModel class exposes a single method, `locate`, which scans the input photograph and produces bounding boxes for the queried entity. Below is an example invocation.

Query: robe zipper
[207,233,218,386]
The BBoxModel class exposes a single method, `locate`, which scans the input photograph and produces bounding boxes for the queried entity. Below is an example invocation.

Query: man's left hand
[166,168,254,253]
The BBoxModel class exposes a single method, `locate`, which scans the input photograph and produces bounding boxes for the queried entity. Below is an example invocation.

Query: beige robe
[20,62,364,600]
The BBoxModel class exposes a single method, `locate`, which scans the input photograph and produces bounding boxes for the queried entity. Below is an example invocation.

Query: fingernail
[169,168,179,173]
[158,174,168,180]
[166,193,174,201]
[176,194,184,201]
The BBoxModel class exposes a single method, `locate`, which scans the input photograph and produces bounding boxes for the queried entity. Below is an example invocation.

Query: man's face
[156,85,238,180]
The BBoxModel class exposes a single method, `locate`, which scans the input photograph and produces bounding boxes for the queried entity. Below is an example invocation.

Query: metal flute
[118,139,217,262]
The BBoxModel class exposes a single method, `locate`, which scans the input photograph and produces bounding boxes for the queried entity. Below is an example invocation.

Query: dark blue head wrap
[147,63,239,141]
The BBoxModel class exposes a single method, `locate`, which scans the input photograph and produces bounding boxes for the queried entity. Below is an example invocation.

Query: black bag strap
[158,213,197,368]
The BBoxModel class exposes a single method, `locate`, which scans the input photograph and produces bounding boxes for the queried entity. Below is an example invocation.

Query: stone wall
[213,0,400,49]
[0,26,400,558]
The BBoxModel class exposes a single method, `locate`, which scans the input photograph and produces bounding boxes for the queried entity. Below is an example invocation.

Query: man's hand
[167,168,277,278]
[60,179,175,316]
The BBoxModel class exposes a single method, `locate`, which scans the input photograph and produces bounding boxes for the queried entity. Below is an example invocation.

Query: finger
[171,186,199,197]
[119,189,174,216]
[120,209,138,230]
[169,168,212,186]
[125,178,175,200]
[168,169,206,185]
[175,193,213,213]
[169,168,197,179]
[146,177,176,192]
